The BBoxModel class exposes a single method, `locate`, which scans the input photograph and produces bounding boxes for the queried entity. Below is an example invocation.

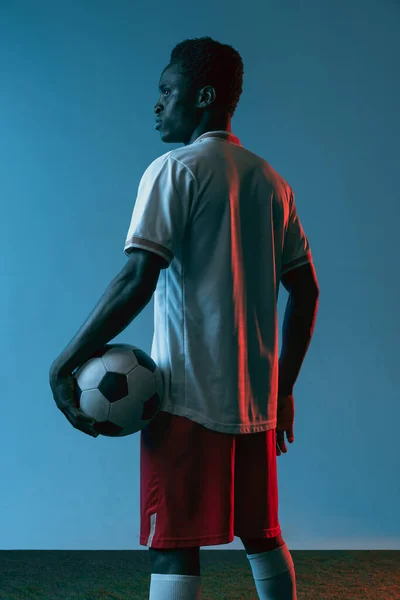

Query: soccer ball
[74,343,163,437]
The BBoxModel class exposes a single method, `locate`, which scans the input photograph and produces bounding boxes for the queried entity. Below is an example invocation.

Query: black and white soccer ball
[74,343,163,437]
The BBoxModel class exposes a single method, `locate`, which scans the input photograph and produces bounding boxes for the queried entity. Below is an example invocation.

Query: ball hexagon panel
[126,366,156,403]
[108,393,146,433]
[75,357,107,390]
[79,389,110,421]
[102,345,139,375]
[132,348,157,373]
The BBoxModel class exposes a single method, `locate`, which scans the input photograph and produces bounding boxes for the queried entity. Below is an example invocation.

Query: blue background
[1,0,399,551]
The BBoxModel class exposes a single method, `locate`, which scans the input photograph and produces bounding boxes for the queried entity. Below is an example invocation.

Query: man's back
[124,130,313,434]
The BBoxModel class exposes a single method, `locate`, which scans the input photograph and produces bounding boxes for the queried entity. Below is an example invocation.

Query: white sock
[149,573,202,599]
[247,543,297,600]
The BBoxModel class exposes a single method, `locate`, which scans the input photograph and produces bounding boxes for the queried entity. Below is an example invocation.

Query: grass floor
[0,550,399,600]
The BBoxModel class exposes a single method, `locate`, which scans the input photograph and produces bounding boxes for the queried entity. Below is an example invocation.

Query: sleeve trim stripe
[281,251,312,275]
[124,236,173,263]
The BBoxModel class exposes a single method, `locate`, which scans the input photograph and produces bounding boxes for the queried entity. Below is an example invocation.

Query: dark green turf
[0,550,399,599]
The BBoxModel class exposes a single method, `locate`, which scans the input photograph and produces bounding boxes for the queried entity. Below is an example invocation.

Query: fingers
[277,431,287,454]
[64,408,99,438]
[75,413,99,437]
[276,429,294,456]
[276,431,284,455]
[78,418,99,438]
[287,425,294,444]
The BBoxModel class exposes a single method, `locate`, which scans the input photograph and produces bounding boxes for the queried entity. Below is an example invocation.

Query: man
[50,36,319,600]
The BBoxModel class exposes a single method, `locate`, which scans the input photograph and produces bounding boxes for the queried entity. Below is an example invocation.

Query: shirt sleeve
[124,154,196,267]
[281,191,313,275]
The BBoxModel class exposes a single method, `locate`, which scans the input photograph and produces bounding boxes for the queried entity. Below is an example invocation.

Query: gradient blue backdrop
[1,0,399,551]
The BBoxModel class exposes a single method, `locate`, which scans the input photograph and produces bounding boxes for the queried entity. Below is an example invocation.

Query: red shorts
[140,411,281,549]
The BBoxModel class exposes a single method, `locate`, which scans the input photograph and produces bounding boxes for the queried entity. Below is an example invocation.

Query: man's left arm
[50,249,166,378]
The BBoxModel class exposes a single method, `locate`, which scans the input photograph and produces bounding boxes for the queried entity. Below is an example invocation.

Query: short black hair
[169,36,244,118]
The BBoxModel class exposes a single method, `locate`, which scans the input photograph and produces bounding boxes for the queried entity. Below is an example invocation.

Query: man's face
[154,62,199,145]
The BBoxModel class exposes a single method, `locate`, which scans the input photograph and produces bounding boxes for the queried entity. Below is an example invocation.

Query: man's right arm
[278,263,320,395]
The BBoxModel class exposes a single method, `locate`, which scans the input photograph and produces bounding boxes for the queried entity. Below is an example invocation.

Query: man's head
[154,37,244,146]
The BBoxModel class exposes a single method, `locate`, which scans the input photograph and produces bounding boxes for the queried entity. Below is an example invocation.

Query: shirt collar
[191,130,242,147]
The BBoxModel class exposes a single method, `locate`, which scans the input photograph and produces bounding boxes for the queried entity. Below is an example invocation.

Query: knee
[241,534,285,555]
[149,547,200,576]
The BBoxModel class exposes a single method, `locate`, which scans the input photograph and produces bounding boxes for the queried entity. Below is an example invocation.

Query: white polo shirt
[124,131,312,434]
